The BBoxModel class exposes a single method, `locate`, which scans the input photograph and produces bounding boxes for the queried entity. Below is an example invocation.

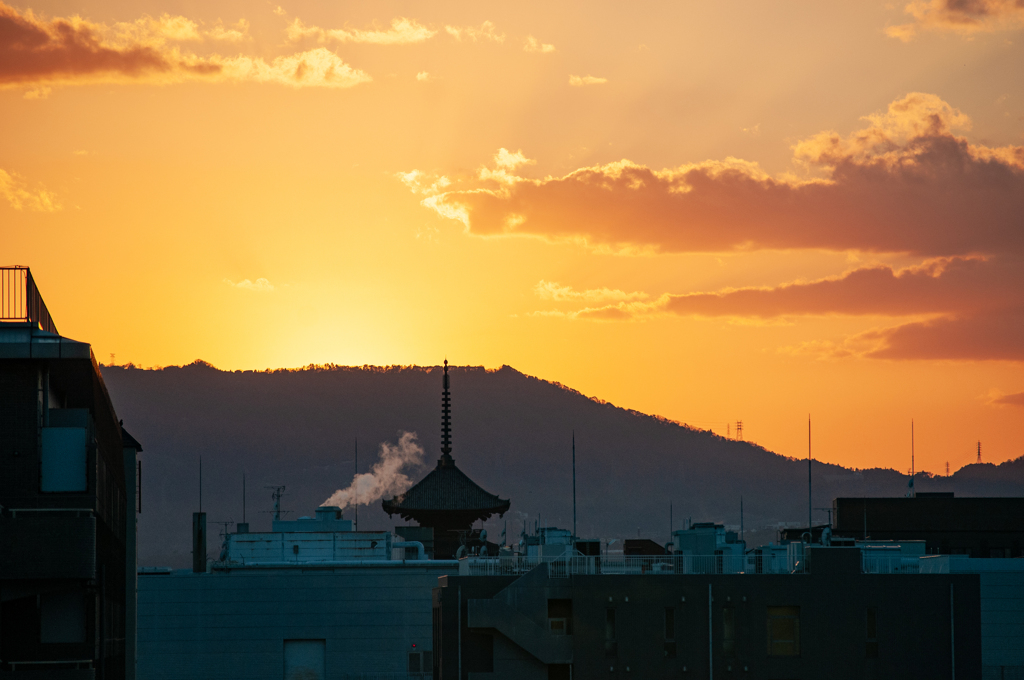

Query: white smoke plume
[321,431,424,510]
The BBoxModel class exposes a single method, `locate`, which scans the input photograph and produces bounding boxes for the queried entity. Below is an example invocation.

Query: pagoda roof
[382,454,510,517]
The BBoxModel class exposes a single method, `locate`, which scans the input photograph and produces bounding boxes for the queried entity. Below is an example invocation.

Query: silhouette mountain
[100,362,1024,567]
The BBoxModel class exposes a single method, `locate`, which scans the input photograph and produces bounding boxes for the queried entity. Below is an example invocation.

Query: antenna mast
[808,415,812,541]
[242,472,246,523]
[199,456,202,514]
[354,437,358,531]
[911,419,915,498]
[572,431,577,540]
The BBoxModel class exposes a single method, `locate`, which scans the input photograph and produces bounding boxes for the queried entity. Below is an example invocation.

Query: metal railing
[1,266,57,334]
[461,553,805,577]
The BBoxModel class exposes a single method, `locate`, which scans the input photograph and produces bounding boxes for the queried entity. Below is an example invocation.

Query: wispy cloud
[224,277,275,291]
[534,280,648,303]
[286,17,435,45]
[445,21,504,43]
[989,391,1024,407]
[0,169,60,211]
[569,75,608,87]
[396,169,450,195]
[523,35,555,53]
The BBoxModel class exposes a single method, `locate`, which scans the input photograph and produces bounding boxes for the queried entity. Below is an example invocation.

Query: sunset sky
[3,0,1024,473]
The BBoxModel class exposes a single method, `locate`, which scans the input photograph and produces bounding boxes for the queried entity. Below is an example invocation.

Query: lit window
[767,606,800,657]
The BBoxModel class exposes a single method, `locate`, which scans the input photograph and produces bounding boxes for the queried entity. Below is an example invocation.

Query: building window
[408,652,421,672]
[548,664,572,680]
[605,608,617,657]
[723,606,736,658]
[664,607,677,658]
[548,599,573,635]
[866,608,878,658]
[766,606,800,657]
[422,651,433,671]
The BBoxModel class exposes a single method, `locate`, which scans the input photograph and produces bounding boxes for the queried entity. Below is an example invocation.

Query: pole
[572,432,577,540]
[242,472,246,523]
[708,583,713,680]
[740,496,744,542]
[457,586,463,680]
[354,437,358,531]
[911,419,916,498]
[199,456,202,514]
[808,416,812,541]
[950,583,955,680]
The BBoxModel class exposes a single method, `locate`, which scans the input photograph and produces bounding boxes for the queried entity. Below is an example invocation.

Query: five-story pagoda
[382,360,510,558]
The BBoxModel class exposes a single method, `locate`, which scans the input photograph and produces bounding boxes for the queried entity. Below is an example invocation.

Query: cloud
[218,48,370,89]
[418,94,1024,258]
[477,148,536,185]
[416,71,430,81]
[224,277,275,291]
[396,169,450,195]
[445,21,504,43]
[534,280,648,303]
[286,17,435,45]
[990,391,1024,407]
[0,169,60,211]
[523,35,555,53]
[888,0,1024,40]
[0,2,367,89]
[569,75,608,86]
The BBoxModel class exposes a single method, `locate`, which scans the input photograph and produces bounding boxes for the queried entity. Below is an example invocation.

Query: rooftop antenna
[354,437,358,531]
[572,431,577,540]
[242,472,246,523]
[670,501,673,537]
[199,456,202,514]
[264,485,287,521]
[911,419,915,498]
[807,415,812,541]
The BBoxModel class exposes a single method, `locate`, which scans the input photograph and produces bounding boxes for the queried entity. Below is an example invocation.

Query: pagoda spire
[440,359,453,465]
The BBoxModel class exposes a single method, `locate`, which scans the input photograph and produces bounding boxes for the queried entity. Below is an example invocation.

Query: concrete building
[0,266,143,680]
[433,546,1023,680]
[832,494,1024,557]
[137,507,458,679]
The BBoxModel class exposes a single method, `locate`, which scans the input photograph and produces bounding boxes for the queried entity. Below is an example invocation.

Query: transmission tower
[977,441,982,464]
[736,421,744,441]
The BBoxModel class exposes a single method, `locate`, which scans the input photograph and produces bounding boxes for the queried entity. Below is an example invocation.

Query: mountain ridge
[100,362,1024,567]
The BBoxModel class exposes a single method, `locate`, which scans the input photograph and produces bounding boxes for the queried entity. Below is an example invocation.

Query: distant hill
[100,362,1024,567]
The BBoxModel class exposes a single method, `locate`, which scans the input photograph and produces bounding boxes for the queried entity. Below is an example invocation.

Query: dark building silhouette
[383,360,510,559]
[833,495,1024,557]
[0,266,143,679]
[433,548,983,679]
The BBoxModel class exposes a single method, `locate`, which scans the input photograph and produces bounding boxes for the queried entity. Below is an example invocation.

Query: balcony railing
[1,266,57,334]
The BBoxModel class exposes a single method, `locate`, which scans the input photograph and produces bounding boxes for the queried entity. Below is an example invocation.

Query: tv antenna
[263,485,289,521]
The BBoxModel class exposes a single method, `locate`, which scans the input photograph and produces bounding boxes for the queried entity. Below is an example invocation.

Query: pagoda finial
[440,359,453,465]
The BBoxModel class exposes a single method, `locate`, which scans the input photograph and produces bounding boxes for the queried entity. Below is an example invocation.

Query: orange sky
[3,0,1024,473]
